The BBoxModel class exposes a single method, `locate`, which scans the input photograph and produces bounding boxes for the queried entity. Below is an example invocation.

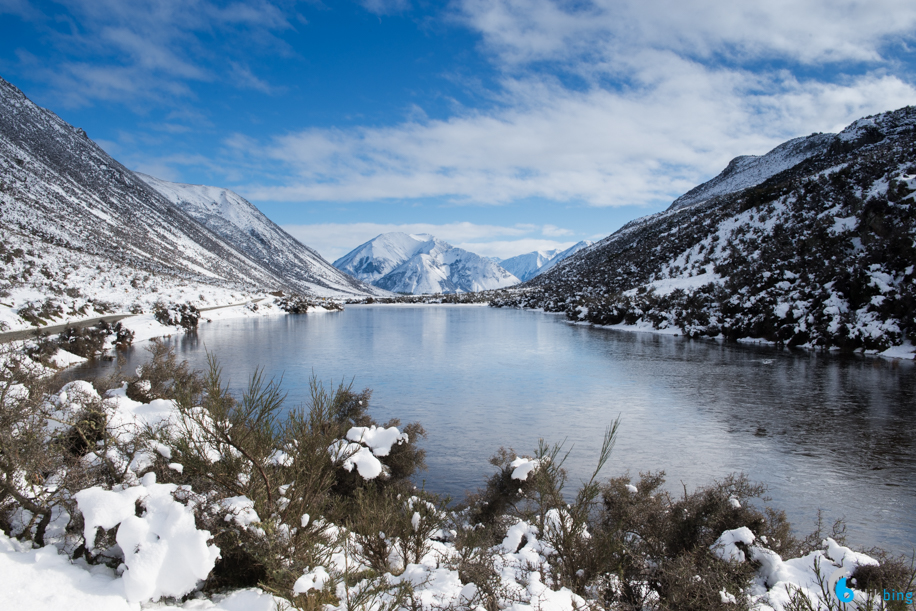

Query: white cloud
[541,224,573,237]
[232,0,916,210]
[245,61,916,208]
[21,0,916,217]
[281,221,576,261]
[228,61,277,94]
[455,0,916,66]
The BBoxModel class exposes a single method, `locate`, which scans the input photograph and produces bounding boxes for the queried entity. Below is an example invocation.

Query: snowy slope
[334,233,519,294]
[137,174,381,297]
[493,106,916,355]
[669,133,836,210]
[0,77,274,290]
[534,241,594,276]
[499,249,559,282]
[0,74,375,316]
[500,241,594,282]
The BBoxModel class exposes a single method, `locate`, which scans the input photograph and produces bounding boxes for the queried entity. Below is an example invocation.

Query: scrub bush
[277,294,344,313]
[18,298,63,326]
[56,321,133,358]
[0,348,149,549]
[595,471,797,610]
[135,345,429,597]
[153,301,200,330]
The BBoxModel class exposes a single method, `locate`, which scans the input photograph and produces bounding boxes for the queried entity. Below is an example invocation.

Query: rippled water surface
[80,305,916,553]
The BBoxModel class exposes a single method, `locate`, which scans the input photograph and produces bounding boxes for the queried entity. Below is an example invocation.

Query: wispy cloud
[455,0,916,66]
[0,0,42,20]
[228,1,913,209]
[229,61,278,94]
[359,0,411,16]
[13,0,294,107]
[281,221,577,261]
[245,64,915,208]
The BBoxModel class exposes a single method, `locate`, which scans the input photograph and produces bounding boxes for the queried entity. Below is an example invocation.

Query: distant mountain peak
[500,241,593,282]
[334,232,519,294]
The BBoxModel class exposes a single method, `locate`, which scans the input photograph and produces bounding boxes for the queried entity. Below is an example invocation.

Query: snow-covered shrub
[153,301,200,330]
[0,366,146,548]
[17,297,63,326]
[125,339,201,403]
[276,293,343,313]
[75,472,220,602]
[143,354,432,600]
[54,320,133,358]
[342,487,447,574]
[595,472,796,610]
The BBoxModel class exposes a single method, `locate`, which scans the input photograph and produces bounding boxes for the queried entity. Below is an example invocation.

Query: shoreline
[516,305,916,361]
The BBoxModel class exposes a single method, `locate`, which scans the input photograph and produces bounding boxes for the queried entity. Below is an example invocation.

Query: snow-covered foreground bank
[0,523,889,611]
[1,361,908,611]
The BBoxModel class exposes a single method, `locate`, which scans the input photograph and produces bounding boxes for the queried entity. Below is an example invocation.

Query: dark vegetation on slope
[492,108,916,353]
[2,344,914,610]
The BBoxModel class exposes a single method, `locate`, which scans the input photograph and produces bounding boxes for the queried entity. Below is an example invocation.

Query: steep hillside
[334,232,519,294]
[0,75,374,331]
[492,107,916,354]
[137,174,381,297]
[670,133,836,210]
[0,77,277,290]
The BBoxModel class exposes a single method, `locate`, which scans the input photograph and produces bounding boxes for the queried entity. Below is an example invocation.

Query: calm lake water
[78,304,916,554]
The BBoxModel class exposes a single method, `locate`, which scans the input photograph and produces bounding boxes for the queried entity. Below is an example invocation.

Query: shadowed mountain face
[0,75,373,298]
[493,106,916,353]
[137,174,382,297]
[334,232,519,294]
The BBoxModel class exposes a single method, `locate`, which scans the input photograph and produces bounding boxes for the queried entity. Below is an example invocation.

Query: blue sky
[2,0,915,261]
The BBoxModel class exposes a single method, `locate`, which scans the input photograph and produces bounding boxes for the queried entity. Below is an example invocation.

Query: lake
[77,304,916,554]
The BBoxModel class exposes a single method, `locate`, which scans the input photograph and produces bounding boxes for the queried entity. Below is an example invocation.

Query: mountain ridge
[334,232,519,294]
[0,74,374,303]
[492,106,916,355]
[136,174,382,297]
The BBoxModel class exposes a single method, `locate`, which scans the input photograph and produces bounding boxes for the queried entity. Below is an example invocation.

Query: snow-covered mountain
[334,233,519,294]
[499,241,594,282]
[534,241,594,277]
[669,132,836,210]
[136,174,381,297]
[498,250,560,282]
[492,106,916,355]
[0,75,375,305]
